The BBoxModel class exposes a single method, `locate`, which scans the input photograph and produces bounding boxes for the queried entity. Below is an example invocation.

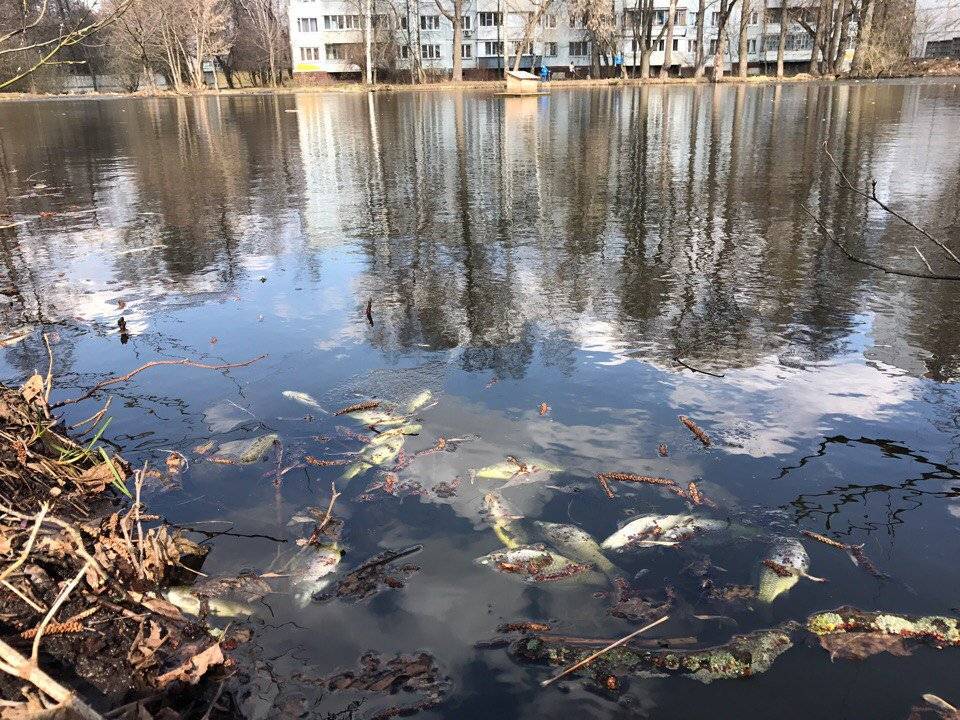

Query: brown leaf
[77,462,117,492]
[21,374,45,403]
[156,643,224,686]
[165,454,184,473]
[193,441,214,455]
[818,632,914,661]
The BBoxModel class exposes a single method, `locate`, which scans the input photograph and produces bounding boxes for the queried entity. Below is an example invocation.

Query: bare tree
[693,0,708,77]
[630,0,669,77]
[235,0,287,85]
[776,4,789,76]
[105,0,165,90]
[0,0,133,90]
[850,0,874,73]
[434,0,464,80]
[569,0,616,76]
[659,0,678,77]
[510,1,555,71]
[184,0,232,88]
[737,0,749,76]
[710,0,738,80]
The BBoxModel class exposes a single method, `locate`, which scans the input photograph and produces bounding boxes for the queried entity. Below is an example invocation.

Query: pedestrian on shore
[568,62,576,79]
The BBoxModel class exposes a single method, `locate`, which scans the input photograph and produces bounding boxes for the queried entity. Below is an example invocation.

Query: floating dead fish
[282,390,328,413]
[341,435,404,480]
[349,410,408,427]
[473,457,562,484]
[212,434,278,464]
[482,492,528,549]
[289,541,343,607]
[476,545,596,584]
[757,537,826,603]
[115,243,166,255]
[369,424,422,445]
[534,521,615,575]
[163,586,255,617]
[601,514,701,550]
[202,400,253,433]
[406,389,433,413]
[0,327,32,348]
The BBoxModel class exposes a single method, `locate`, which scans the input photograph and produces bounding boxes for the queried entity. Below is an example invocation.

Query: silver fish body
[533,521,615,574]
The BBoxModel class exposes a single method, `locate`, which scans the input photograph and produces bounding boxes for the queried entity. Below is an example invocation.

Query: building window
[764,35,779,51]
[400,45,409,58]
[689,38,698,51]
[711,11,720,25]
[569,13,586,28]
[297,17,318,32]
[479,12,501,26]
[675,9,686,25]
[545,41,557,56]
[541,13,557,28]
[421,43,441,58]
[747,38,756,52]
[420,14,440,30]
[461,43,472,58]
[709,38,718,53]
[400,16,408,29]
[322,15,360,30]
[569,40,588,56]
[326,44,345,60]
[460,14,471,29]
[300,47,321,60]
[483,40,503,55]
[655,38,664,51]
[672,38,679,50]
[750,10,758,24]
[688,10,697,25]
[654,9,668,24]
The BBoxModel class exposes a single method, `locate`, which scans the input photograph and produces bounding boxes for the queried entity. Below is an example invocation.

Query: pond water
[2,79,960,719]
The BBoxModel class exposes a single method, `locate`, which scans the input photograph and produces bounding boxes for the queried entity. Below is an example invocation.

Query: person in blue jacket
[540,65,549,81]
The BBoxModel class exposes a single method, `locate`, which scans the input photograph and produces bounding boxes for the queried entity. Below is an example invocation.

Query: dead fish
[475,544,597,584]
[757,537,826,603]
[405,390,433,413]
[163,586,255,617]
[473,457,563,484]
[289,541,343,607]
[349,410,408,427]
[341,435,404,480]
[533,521,615,575]
[482,492,528,549]
[0,327,32,348]
[282,390,328,413]
[213,434,278,464]
[369,424,422,445]
[601,514,696,550]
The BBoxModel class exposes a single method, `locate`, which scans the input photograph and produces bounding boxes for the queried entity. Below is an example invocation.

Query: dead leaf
[156,643,224,686]
[21,374,45,403]
[139,595,185,621]
[538,402,550,416]
[209,336,218,345]
[818,632,914,661]
[194,441,214,455]
[77,462,117,492]
[165,454,184,473]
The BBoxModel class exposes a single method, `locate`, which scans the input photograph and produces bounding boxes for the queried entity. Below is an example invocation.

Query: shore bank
[1,58,958,102]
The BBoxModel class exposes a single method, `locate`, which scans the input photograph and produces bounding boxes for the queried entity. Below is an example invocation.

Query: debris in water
[334,399,381,416]
[203,399,253,433]
[327,545,423,602]
[909,694,959,719]
[498,622,552,633]
[406,389,433,412]
[305,455,351,467]
[678,415,711,446]
[539,402,550,416]
[432,477,461,498]
[323,651,448,717]
[658,443,669,457]
[212,433,278,464]
[606,579,676,623]
[484,376,500,389]
[194,440,215,454]
[512,626,791,684]
[801,529,847,550]
[801,530,889,579]
[806,607,960,649]
[687,482,703,505]
[366,298,373,325]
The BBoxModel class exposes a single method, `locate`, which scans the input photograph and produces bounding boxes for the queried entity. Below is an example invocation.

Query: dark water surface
[2,80,960,718]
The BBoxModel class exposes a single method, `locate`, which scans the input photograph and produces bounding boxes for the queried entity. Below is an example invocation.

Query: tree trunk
[659,0,677,77]
[452,0,463,80]
[711,0,731,81]
[831,0,850,72]
[693,0,707,77]
[850,0,873,75]
[737,0,749,77]
[776,6,788,76]
[810,0,830,74]
[640,47,651,76]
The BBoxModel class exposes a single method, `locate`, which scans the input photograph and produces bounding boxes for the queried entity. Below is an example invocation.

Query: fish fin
[803,572,828,583]
[493,525,520,549]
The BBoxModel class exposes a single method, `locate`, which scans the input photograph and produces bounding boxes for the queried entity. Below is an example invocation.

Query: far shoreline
[1,65,958,103]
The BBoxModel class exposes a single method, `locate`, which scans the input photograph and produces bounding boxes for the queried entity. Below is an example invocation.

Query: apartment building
[289,0,840,78]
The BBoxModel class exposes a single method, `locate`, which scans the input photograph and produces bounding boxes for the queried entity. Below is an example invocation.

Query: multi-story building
[289,0,850,79]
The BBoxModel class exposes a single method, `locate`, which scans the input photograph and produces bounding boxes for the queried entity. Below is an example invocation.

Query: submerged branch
[52,354,269,407]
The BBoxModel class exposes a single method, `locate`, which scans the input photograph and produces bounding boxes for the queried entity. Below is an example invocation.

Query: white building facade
[289,0,840,77]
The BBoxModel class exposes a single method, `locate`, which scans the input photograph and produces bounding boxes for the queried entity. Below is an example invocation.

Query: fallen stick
[539,615,670,687]
[679,415,711,446]
[0,638,105,720]
[673,357,725,378]
[51,354,269,408]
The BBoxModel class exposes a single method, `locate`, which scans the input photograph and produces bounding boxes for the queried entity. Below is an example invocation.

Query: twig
[540,615,670,687]
[0,502,106,581]
[0,503,49,583]
[0,638,104,720]
[333,400,380,416]
[42,332,54,403]
[802,206,960,281]
[1,579,46,613]
[318,482,341,533]
[913,246,934,273]
[673,357,725,378]
[69,396,112,433]
[32,558,92,662]
[51,354,269,407]
[824,144,960,267]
